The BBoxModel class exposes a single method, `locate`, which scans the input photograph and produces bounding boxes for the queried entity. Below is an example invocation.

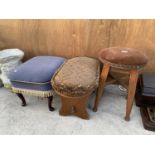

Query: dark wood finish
[48,96,54,111]
[93,64,110,112]
[16,93,54,111]
[16,93,27,106]
[59,94,90,120]
[140,107,155,131]
[125,70,139,121]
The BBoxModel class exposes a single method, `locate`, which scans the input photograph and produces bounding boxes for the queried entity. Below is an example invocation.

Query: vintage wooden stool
[52,57,100,119]
[93,47,148,121]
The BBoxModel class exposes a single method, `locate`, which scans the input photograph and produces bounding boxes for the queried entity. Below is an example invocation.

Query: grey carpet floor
[0,85,154,135]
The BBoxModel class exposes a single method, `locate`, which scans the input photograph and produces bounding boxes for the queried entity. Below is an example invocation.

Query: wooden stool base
[93,64,139,121]
[59,94,89,120]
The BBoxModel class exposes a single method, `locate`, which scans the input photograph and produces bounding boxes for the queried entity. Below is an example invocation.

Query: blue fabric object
[141,73,155,97]
[10,56,65,91]
[11,81,52,91]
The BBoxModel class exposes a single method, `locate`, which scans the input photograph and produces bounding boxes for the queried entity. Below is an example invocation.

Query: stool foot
[77,113,89,120]
[48,96,54,111]
[59,94,89,120]
[124,116,130,121]
[93,107,97,112]
[16,93,27,106]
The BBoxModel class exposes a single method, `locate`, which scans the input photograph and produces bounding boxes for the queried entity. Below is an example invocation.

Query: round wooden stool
[93,47,148,121]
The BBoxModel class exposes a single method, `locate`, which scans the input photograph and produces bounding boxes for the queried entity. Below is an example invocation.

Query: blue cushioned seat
[10,56,65,96]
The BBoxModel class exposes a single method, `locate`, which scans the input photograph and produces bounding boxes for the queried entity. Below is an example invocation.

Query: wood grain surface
[0,19,154,72]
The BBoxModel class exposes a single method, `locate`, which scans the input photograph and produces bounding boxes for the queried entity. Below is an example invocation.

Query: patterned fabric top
[52,57,100,97]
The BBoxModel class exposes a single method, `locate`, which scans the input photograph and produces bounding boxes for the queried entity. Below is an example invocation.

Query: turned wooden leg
[48,96,54,111]
[125,70,139,121]
[16,93,27,106]
[93,64,110,112]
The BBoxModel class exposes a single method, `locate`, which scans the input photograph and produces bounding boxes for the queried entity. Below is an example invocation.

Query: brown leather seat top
[99,47,148,67]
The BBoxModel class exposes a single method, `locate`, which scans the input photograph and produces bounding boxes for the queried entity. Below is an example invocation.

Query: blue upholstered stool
[10,56,65,111]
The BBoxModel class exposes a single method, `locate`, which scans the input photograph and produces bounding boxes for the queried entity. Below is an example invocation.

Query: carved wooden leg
[59,94,89,120]
[59,96,72,116]
[48,96,54,111]
[93,64,110,112]
[74,96,89,119]
[16,93,27,106]
[125,70,139,121]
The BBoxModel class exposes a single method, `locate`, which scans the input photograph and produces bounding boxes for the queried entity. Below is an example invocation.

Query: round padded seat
[52,57,100,97]
[99,47,148,69]
[93,47,148,121]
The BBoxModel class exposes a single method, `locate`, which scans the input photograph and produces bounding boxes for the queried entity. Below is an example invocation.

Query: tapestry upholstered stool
[10,56,65,111]
[52,57,100,119]
[93,47,148,121]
